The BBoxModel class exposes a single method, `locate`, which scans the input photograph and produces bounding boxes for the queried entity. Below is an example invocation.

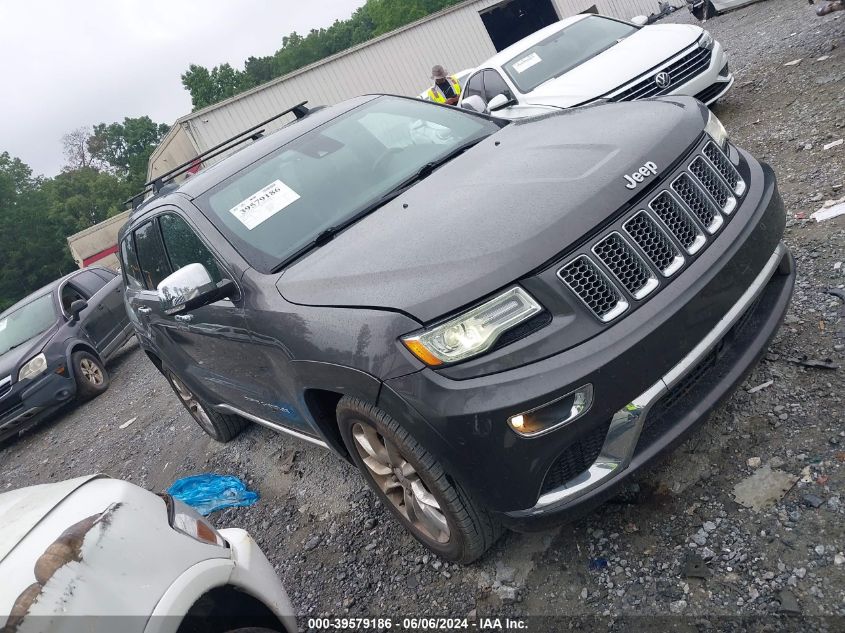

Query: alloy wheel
[351,422,450,544]
[79,358,104,385]
[169,374,216,436]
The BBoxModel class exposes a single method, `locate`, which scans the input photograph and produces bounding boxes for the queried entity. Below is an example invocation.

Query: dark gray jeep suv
[121,95,794,562]
[0,266,133,443]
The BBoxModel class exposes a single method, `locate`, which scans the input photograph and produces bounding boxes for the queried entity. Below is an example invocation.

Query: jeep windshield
[194,96,501,273]
[0,293,57,356]
[503,16,638,94]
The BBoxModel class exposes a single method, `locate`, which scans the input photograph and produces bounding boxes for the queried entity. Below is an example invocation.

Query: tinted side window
[120,235,145,290]
[463,73,484,100]
[60,284,87,313]
[70,271,108,297]
[159,214,222,282]
[482,70,511,101]
[133,220,172,290]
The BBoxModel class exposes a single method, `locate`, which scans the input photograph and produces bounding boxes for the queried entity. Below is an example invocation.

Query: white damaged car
[458,14,732,119]
[0,474,296,633]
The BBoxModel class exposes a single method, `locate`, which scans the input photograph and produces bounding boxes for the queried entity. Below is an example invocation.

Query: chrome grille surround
[557,139,746,323]
[557,256,629,322]
[703,141,746,196]
[592,232,658,300]
[607,45,713,102]
[671,172,724,233]
[689,156,737,214]
[0,376,10,400]
[623,212,685,277]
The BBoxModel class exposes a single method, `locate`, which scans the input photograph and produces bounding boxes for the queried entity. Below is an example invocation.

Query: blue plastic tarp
[167,474,259,516]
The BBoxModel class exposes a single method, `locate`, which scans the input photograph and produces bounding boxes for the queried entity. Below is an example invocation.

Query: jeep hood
[278,97,708,322]
[522,24,703,108]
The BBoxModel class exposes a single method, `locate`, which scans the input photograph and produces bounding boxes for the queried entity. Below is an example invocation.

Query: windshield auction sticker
[229,180,300,230]
[511,51,542,73]
[0,319,6,332]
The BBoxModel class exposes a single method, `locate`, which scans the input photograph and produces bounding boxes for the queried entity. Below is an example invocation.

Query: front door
[125,211,266,415]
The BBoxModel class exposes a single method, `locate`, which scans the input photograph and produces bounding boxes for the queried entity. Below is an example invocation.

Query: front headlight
[18,353,47,382]
[698,31,714,50]
[163,494,227,548]
[402,287,543,366]
[704,110,729,149]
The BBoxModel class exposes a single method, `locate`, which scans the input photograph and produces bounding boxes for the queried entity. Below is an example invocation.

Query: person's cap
[431,65,448,80]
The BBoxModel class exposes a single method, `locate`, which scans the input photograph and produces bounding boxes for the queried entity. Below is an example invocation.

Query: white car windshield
[196,96,501,272]
[503,16,638,93]
[0,294,56,356]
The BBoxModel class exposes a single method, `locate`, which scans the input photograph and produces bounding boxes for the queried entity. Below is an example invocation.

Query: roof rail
[124,100,311,210]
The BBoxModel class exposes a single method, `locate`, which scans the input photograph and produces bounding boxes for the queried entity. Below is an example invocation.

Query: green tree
[0,153,75,311]
[88,116,170,190]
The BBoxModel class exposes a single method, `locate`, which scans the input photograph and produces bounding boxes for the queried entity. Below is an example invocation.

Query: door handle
[174,314,194,323]
[137,306,152,315]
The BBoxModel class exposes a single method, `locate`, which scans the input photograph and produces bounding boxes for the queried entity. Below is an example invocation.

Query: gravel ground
[1,0,844,629]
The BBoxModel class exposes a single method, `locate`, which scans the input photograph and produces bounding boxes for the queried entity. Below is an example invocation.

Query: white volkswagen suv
[458,14,732,119]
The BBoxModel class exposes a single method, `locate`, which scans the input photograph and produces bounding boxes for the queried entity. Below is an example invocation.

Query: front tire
[336,396,502,563]
[72,351,109,400]
[165,370,247,442]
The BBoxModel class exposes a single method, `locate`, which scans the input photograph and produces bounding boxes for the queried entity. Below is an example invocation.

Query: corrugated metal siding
[151,0,663,173]
[147,123,200,181]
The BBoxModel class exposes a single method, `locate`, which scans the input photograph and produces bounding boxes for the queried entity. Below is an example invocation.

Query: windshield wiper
[270,138,484,273]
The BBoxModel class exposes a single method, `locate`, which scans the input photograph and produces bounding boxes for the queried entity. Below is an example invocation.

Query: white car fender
[144,529,295,633]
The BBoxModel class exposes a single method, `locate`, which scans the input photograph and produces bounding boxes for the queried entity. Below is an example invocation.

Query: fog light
[507,385,593,437]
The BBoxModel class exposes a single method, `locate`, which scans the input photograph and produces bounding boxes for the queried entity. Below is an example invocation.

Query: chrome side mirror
[157,263,235,315]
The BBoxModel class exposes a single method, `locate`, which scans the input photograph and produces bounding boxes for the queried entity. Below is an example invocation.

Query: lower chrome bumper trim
[530,242,787,511]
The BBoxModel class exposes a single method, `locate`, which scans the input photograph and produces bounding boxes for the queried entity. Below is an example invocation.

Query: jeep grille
[557,140,745,322]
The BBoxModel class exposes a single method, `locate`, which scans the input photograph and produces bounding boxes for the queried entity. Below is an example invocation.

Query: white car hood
[522,24,703,108]
[0,474,101,563]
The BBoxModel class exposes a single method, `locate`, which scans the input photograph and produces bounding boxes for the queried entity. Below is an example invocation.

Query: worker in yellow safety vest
[427,65,462,105]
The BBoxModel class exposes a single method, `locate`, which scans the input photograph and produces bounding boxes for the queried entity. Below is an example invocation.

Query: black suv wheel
[72,351,109,400]
[165,370,247,442]
[337,396,503,563]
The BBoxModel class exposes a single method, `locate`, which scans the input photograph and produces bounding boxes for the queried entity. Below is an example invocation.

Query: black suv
[121,95,794,563]
[0,267,133,443]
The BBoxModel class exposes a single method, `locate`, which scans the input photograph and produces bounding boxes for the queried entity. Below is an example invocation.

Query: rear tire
[336,396,503,564]
[72,351,109,400]
[165,370,247,442]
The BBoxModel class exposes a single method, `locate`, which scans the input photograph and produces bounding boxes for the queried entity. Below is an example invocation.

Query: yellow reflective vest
[427,75,463,103]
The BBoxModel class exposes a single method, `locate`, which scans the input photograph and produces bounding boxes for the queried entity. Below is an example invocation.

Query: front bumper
[380,154,792,523]
[0,371,75,440]
[506,242,793,528]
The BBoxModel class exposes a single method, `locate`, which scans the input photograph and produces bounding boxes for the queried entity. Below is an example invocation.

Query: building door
[480,0,560,52]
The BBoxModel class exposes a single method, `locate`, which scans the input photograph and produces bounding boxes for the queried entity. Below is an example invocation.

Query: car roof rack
[124,101,312,210]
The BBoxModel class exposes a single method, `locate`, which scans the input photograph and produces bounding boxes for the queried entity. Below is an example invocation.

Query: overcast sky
[0,0,365,177]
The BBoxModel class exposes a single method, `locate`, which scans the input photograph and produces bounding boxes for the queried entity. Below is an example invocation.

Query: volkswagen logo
[654,71,672,89]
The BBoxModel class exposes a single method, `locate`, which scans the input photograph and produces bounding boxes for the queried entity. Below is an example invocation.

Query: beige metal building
[148,0,659,181]
[66,211,131,270]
